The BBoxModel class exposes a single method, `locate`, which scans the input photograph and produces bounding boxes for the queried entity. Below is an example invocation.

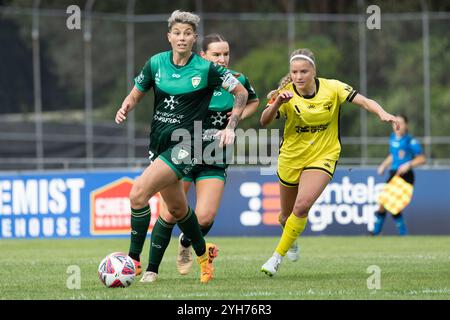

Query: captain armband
[221,72,240,92]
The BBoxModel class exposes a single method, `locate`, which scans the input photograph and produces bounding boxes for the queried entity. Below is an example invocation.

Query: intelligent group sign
[0,168,449,238]
[211,168,450,236]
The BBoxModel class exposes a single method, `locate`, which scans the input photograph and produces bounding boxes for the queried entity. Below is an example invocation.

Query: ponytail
[267,73,292,100]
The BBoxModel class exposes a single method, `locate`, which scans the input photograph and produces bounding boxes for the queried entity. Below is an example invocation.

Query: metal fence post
[32,0,43,170]
[358,0,368,166]
[287,0,295,56]
[196,0,204,52]
[421,0,432,160]
[126,0,136,164]
[84,0,95,168]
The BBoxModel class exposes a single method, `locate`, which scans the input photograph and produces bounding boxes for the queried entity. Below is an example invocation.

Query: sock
[373,211,386,235]
[393,213,408,236]
[275,214,307,256]
[177,207,206,257]
[128,205,151,261]
[180,221,214,248]
[147,216,175,273]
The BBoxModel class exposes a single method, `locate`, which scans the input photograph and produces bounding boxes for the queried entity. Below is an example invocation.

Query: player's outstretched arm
[260,91,293,127]
[115,86,146,124]
[352,93,399,130]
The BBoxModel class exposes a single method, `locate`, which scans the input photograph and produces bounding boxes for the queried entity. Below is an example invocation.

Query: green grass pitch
[1,236,450,300]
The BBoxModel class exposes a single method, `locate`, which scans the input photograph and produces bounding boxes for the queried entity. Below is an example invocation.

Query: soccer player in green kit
[115,11,249,284]
[141,33,260,282]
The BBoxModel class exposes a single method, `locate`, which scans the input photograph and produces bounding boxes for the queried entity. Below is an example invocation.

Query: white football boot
[286,241,300,262]
[261,255,282,277]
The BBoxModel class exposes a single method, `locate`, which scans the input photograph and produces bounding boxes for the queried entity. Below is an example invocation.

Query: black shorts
[387,169,415,185]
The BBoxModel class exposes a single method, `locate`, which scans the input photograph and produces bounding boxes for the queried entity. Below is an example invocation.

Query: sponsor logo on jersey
[136,72,145,84]
[172,73,181,78]
[295,123,329,133]
[324,102,333,111]
[163,95,179,110]
[211,112,227,127]
[307,104,316,109]
[192,76,201,88]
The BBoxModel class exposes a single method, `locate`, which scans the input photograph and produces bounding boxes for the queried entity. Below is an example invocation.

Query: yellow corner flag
[378,176,414,215]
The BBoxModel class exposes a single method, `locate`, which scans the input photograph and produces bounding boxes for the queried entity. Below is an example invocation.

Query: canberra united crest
[177,149,189,160]
[191,76,201,88]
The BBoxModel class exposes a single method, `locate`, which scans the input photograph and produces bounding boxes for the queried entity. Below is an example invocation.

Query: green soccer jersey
[134,51,236,154]
[203,70,258,133]
[201,70,258,168]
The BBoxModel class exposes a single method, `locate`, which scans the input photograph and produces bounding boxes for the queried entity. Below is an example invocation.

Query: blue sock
[373,211,386,235]
[393,213,408,236]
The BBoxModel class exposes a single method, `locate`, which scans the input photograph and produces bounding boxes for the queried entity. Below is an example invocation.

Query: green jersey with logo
[203,70,258,133]
[201,70,258,169]
[134,51,235,155]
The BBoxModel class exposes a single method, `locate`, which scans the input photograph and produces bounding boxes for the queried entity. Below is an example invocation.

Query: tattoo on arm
[227,114,239,130]
[227,91,247,130]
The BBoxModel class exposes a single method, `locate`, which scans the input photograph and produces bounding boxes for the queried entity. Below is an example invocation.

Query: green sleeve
[242,76,258,101]
[134,59,154,92]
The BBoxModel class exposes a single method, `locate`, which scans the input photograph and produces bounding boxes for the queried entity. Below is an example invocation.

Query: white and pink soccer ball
[98,252,136,288]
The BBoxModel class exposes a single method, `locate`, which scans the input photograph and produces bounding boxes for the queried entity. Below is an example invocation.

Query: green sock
[177,207,206,257]
[181,221,214,248]
[147,216,175,273]
[128,205,151,261]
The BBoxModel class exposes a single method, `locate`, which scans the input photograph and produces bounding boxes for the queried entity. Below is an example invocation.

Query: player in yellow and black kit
[260,48,399,277]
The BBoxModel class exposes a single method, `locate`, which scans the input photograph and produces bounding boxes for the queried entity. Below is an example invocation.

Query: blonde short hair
[168,10,200,32]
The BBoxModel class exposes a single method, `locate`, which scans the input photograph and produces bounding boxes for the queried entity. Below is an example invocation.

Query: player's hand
[379,111,399,130]
[215,128,235,148]
[396,162,411,176]
[377,165,385,175]
[275,91,293,105]
[115,102,131,124]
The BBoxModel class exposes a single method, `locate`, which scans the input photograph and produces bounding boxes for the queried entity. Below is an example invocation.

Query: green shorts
[182,164,227,183]
[149,144,199,179]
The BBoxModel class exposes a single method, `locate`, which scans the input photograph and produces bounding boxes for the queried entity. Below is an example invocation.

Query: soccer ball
[98,252,136,288]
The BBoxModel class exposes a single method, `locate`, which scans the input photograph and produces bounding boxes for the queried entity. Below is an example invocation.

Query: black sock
[128,205,151,261]
[177,207,206,256]
[147,216,175,273]
[181,221,214,248]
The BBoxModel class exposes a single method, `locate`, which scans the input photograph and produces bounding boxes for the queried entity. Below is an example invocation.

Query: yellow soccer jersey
[277,77,357,168]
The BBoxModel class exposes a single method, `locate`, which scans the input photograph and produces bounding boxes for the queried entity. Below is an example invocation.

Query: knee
[197,210,216,228]
[160,206,177,224]
[292,199,313,218]
[167,203,188,220]
[129,184,151,209]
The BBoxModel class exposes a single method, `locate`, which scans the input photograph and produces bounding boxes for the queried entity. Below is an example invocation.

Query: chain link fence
[1,0,449,170]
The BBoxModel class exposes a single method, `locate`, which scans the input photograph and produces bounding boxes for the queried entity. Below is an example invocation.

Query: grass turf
[1,236,450,300]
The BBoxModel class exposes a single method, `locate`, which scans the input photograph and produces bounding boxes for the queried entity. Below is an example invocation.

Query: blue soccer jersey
[389,133,423,170]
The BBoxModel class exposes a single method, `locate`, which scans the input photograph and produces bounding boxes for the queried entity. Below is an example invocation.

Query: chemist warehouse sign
[0,171,162,239]
[1,169,449,238]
